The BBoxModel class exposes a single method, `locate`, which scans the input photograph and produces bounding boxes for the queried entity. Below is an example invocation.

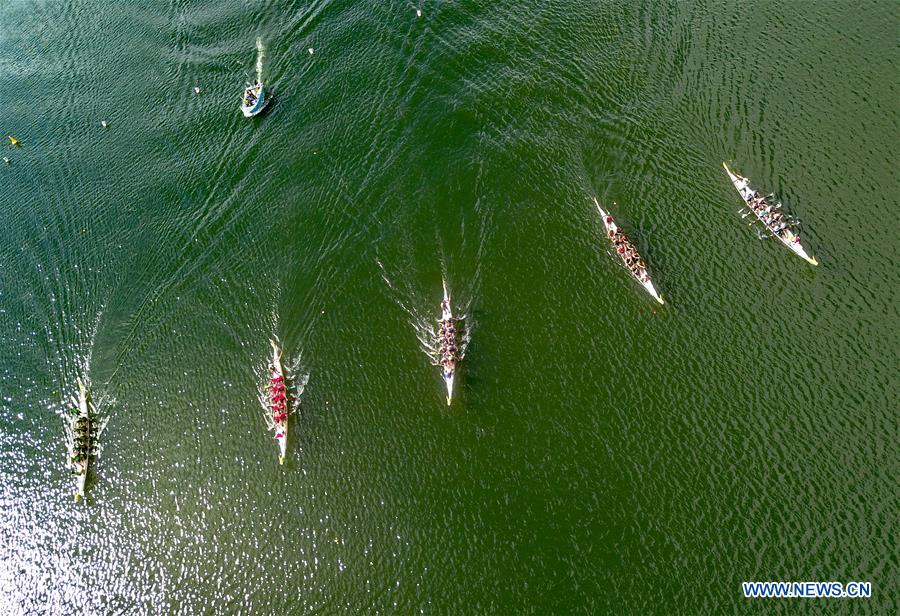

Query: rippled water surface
[0,0,896,613]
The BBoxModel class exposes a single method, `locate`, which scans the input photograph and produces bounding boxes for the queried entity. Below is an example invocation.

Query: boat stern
[278,437,287,465]
[74,473,86,501]
[444,374,454,406]
[790,240,819,266]
[643,279,665,304]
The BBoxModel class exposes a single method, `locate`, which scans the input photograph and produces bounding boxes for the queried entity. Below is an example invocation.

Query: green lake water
[0,0,896,613]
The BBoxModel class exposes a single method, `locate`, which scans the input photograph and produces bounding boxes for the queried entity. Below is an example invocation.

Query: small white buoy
[308,48,314,55]
[416,9,422,17]
[193,86,201,94]
[100,120,108,128]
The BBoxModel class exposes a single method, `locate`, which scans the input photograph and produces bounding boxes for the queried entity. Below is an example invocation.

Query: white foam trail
[255,37,265,83]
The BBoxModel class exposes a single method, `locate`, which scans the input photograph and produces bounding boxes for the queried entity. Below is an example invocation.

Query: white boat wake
[255,37,265,83]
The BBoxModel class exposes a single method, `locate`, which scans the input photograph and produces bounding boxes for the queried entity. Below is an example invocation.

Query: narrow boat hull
[594,199,665,304]
[72,381,90,501]
[439,280,458,405]
[722,163,818,265]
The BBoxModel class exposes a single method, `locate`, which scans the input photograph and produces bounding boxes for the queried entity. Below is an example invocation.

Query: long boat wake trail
[241,37,269,117]
[255,37,265,83]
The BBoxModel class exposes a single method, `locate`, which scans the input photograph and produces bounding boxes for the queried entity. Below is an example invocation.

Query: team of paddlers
[243,81,261,107]
[69,409,94,473]
[438,301,458,376]
[604,219,651,283]
[269,369,290,440]
[745,190,801,244]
